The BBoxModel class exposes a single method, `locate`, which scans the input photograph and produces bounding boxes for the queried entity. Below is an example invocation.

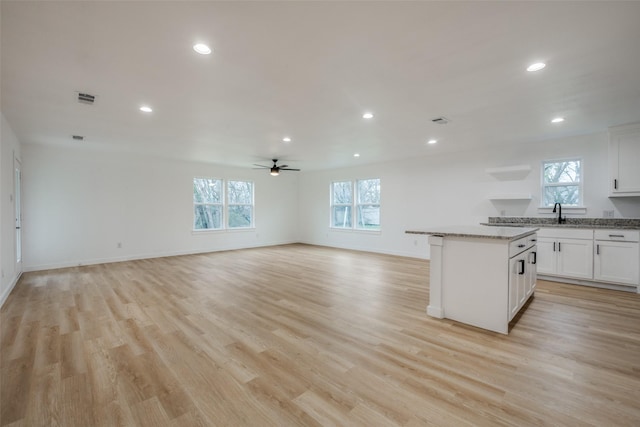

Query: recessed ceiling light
[427,139,437,145]
[527,62,546,72]
[140,106,153,113]
[282,137,291,143]
[551,117,565,123]
[193,43,212,55]
[353,153,360,158]
[362,112,373,119]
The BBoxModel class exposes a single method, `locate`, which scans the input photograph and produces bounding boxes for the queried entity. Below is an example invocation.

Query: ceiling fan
[253,159,300,176]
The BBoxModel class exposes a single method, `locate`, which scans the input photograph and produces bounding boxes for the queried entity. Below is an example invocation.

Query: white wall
[21,144,300,271]
[298,131,640,259]
[1,113,22,306]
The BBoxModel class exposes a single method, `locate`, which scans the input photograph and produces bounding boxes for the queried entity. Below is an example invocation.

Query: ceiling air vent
[77,92,96,105]
[72,135,85,141]
[431,116,450,125]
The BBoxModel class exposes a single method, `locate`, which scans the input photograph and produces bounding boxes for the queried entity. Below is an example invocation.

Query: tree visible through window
[331,179,380,230]
[357,179,380,229]
[331,181,353,228]
[193,178,254,230]
[542,159,582,206]
[194,178,223,230]
[227,180,254,228]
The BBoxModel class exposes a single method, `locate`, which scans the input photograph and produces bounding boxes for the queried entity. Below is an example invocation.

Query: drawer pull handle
[614,179,618,190]
[518,244,525,248]
[553,242,556,252]
[596,244,600,255]
[609,234,624,238]
[558,242,561,252]
[531,251,537,264]
[518,259,525,275]
[530,239,537,242]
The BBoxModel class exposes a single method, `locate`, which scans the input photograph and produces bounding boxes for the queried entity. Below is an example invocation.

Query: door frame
[14,155,23,275]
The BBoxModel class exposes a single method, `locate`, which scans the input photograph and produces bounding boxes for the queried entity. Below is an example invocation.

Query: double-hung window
[227,180,254,228]
[541,159,582,206]
[193,178,254,230]
[193,178,223,230]
[331,181,353,228]
[331,178,380,230]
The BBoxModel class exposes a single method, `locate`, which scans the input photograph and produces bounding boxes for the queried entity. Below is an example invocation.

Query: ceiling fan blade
[253,164,269,168]
[280,168,301,171]
[279,164,289,168]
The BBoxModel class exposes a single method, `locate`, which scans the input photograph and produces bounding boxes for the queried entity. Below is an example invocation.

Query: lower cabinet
[536,229,594,280]
[593,230,640,286]
[509,246,536,321]
[538,228,639,291]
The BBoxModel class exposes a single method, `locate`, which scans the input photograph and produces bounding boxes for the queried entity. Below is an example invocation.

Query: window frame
[193,177,224,231]
[330,180,354,229]
[330,178,381,231]
[540,158,584,208]
[226,180,255,229]
[355,178,381,231]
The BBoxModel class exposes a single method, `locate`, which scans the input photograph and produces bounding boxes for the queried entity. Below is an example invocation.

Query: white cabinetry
[609,123,640,196]
[509,245,537,321]
[422,227,538,334]
[594,230,640,286]
[537,228,593,280]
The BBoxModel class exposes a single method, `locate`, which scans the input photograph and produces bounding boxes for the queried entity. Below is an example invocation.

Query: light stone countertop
[485,217,640,230]
[406,226,538,240]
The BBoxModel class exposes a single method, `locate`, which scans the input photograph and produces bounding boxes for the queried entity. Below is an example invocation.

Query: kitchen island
[407,226,538,334]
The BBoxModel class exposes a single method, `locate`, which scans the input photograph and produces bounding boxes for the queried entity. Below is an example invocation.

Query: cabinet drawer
[538,228,593,240]
[594,229,639,242]
[509,234,536,257]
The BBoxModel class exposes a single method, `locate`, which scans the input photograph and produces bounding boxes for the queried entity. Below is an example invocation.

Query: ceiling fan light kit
[253,159,300,176]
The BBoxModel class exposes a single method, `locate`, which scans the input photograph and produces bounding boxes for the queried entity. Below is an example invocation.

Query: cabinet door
[508,254,526,321]
[536,238,557,275]
[526,247,537,297]
[594,241,640,285]
[610,127,640,195]
[556,238,594,280]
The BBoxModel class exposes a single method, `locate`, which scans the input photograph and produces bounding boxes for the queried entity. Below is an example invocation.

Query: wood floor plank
[1,244,640,426]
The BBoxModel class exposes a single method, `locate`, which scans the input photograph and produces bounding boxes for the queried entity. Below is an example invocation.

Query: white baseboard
[23,240,298,272]
[22,239,428,274]
[538,274,638,293]
[0,271,22,308]
[297,240,428,260]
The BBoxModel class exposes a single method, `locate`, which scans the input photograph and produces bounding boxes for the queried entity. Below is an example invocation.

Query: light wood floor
[1,244,639,426]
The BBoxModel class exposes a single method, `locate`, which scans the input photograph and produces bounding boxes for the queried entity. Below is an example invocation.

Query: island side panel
[441,237,510,334]
[427,235,444,318]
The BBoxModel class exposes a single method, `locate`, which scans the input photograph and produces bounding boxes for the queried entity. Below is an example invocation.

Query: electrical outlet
[500,210,506,217]
[603,210,614,218]
[117,242,122,248]
[414,239,418,246]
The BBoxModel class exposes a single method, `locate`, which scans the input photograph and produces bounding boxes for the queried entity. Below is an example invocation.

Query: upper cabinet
[609,123,640,197]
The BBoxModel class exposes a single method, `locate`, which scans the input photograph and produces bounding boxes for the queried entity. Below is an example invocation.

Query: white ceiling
[2,1,640,171]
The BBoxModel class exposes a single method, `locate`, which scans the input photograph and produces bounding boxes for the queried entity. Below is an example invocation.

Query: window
[331,179,380,230]
[227,180,254,228]
[331,181,353,228]
[356,179,381,229]
[194,178,223,230]
[193,178,255,230]
[542,159,582,206]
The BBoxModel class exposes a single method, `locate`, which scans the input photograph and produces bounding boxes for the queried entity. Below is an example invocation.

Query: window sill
[537,206,587,215]
[192,227,256,235]
[329,227,381,235]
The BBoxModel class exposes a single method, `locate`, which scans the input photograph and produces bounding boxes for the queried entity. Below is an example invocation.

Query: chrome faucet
[552,203,565,224]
